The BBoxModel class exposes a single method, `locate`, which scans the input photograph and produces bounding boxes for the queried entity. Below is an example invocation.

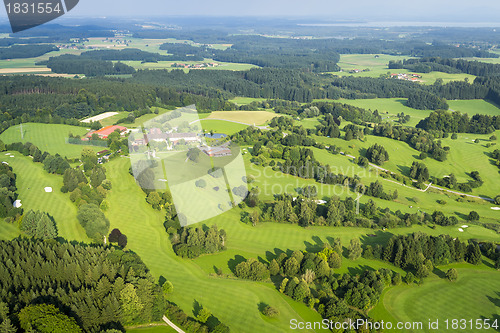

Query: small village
[171,62,219,69]
[390,72,423,81]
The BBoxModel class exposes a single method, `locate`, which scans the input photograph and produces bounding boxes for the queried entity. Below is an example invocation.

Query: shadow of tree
[158,275,166,286]
[397,164,411,177]
[228,255,246,274]
[257,302,268,313]
[432,267,445,279]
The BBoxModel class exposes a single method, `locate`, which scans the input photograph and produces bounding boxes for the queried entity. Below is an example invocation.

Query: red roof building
[88,125,128,139]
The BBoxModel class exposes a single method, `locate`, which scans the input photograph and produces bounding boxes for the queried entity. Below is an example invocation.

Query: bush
[162,281,174,294]
[445,268,458,281]
[262,306,280,318]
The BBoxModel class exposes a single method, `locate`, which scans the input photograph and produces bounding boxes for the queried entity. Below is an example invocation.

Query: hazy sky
[0,0,499,25]
[63,0,500,21]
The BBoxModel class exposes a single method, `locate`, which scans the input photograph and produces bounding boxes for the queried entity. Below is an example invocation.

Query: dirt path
[162,315,186,333]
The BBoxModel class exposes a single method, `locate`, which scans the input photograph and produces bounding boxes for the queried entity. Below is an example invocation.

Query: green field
[206,111,277,125]
[0,123,102,158]
[331,98,433,127]
[448,99,500,116]
[200,119,249,135]
[246,148,500,227]
[228,97,268,105]
[104,157,328,333]
[334,54,476,84]
[370,265,500,332]
[0,146,496,332]
[0,152,89,241]
[312,98,500,128]
[119,59,257,72]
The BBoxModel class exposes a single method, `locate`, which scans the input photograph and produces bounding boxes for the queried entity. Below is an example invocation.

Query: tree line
[372,123,449,161]
[392,57,500,76]
[255,192,459,229]
[0,44,58,59]
[40,55,136,77]
[0,157,22,221]
[416,110,500,134]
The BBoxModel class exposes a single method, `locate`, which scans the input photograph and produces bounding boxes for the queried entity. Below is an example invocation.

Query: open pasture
[206,111,277,125]
[0,123,101,158]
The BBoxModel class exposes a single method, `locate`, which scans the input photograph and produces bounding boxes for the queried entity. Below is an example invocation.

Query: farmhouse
[201,143,232,157]
[87,125,128,139]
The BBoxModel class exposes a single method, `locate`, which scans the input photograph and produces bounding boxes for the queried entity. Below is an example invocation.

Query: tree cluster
[20,210,57,239]
[365,143,389,165]
[417,110,500,134]
[170,225,227,259]
[6,141,70,174]
[372,123,448,161]
[64,148,111,210]
[377,233,482,271]
[0,158,22,220]
[41,55,136,77]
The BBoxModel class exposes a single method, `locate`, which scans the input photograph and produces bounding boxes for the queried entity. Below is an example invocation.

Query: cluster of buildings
[347,69,370,74]
[171,62,219,69]
[390,73,422,81]
[131,127,232,158]
[200,143,232,157]
[85,125,129,140]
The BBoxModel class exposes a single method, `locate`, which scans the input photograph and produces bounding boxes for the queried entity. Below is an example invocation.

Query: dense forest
[0,44,58,59]
[40,55,136,77]
[417,110,500,134]
[0,239,166,332]
[391,57,500,76]
[0,76,237,135]
[134,31,497,58]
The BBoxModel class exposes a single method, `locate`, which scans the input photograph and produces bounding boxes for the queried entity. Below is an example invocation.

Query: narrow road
[162,315,186,333]
[337,152,494,202]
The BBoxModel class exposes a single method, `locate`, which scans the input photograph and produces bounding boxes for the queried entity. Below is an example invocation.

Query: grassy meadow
[0,123,102,158]
[370,264,500,332]
[334,54,476,84]
[0,152,89,241]
[200,119,249,135]
[206,111,277,125]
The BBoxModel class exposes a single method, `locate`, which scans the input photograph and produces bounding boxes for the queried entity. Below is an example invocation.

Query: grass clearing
[229,97,268,105]
[334,54,476,84]
[206,111,277,125]
[371,266,500,332]
[200,119,249,135]
[120,59,257,72]
[447,99,500,116]
[0,153,88,241]
[0,123,101,158]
